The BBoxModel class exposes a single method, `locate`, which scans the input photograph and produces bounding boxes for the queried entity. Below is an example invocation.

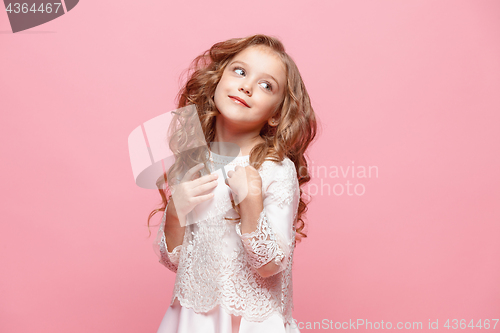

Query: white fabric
[154,151,301,332]
[157,299,301,333]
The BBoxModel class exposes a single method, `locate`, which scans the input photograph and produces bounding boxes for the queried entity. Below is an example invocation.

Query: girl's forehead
[233,45,281,63]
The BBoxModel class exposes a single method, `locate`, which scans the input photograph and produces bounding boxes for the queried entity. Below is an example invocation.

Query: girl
[149,34,317,333]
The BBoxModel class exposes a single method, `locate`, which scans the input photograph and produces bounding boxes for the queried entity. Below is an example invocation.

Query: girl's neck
[213,117,265,157]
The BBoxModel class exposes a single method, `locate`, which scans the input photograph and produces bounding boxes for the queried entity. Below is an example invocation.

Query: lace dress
[154,151,301,333]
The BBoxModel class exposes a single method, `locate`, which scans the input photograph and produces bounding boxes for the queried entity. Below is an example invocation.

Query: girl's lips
[229,96,249,107]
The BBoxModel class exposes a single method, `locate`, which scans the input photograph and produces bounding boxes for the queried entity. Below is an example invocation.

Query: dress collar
[209,150,250,163]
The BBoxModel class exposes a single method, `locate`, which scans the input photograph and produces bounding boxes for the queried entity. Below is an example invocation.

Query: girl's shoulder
[259,156,297,183]
[259,157,299,206]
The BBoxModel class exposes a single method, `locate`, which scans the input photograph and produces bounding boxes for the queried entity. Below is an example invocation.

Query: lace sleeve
[235,159,300,275]
[153,200,183,273]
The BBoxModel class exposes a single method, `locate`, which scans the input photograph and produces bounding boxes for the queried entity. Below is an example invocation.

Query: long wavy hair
[147,34,318,244]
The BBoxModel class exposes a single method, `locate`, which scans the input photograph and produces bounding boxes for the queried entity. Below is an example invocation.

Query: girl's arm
[236,159,300,278]
[238,194,283,278]
[163,199,186,252]
[153,199,185,273]
[154,163,216,272]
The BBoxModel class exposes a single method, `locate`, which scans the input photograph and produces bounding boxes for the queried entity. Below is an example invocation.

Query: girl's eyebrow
[230,60,280,89]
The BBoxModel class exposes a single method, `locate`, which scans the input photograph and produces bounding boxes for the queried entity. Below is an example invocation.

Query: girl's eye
[233,66,272,91]
[234,67,245,76]
[260,82,273,91]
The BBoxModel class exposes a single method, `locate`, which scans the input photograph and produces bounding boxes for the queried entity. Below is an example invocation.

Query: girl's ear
[268,118,279,127]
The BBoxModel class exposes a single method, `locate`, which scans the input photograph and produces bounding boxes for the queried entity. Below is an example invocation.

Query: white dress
[154,151,301,333]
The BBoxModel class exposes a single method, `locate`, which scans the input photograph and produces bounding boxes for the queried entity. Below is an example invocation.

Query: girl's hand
[170,163,218,226]
[225,165,262,203]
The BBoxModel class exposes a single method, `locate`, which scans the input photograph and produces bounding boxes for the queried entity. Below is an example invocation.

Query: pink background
[1,1,499,332]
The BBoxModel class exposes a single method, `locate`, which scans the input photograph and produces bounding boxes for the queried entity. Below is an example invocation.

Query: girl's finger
[194,192,215,204]
[190,172,218,188]
[191,179,218,197]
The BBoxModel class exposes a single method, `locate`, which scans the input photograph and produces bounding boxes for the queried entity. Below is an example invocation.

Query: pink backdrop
[1,1,499,332]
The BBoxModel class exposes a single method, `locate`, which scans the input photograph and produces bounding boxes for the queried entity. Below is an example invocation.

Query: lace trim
[235,208,286,268]
[174,295,295,325]
[209,152,250,170]
[158,233,182,271]
[210,151,249,165]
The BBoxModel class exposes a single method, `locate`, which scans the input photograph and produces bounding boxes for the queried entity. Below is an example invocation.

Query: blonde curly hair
[147,34,319,244]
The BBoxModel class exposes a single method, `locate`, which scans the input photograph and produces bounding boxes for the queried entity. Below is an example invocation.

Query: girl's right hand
[170,163,218,226]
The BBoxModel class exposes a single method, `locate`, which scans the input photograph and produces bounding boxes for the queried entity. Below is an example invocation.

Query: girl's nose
[239,84,251,96]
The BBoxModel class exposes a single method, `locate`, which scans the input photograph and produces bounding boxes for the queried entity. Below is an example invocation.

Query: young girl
[149,34,317,333]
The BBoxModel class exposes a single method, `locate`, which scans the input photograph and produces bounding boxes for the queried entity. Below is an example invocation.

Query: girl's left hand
[225,165,262,202]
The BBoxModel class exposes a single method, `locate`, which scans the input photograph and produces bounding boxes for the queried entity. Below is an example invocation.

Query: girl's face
[214,45,286,131]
